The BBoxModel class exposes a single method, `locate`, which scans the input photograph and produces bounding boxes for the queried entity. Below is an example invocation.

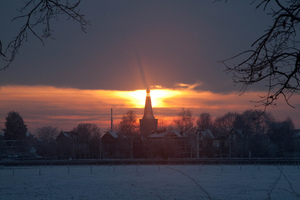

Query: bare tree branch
[0,0,90,70]
[221,0,300,107]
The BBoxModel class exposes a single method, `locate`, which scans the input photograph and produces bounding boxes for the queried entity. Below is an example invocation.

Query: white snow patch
[1,164,300,200]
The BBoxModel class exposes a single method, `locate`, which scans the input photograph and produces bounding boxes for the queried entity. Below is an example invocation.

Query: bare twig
[221,0,300,107]
[1,0,90,70]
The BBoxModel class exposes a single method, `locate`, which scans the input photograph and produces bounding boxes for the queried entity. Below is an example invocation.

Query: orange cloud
[0,85,299,133]
[174,82,202,90]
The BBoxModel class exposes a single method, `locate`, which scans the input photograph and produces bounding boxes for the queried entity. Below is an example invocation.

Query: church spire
[139,86,158,136]
[142,86,155,119]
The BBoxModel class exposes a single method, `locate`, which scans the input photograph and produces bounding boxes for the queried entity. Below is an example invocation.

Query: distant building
[0,131,37,159]
[196,129,215,158]
[101,131,143,158]
[56,131,74,159]
[101,131,125,158]
[56,131,90,159]
[293,129,300,157]
[139,88,158,136]
[146,130,189,159]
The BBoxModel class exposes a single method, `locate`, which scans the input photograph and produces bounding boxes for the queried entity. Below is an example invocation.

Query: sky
[0,0,299,132]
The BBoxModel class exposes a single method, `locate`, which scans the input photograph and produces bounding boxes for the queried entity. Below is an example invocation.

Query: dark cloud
[0,1,271,92]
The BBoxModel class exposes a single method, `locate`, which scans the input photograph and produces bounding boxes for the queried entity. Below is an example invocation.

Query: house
[56,131,74,159]
[229,129,249,158]
[101,131,125,158]
[101,131,143,159]
[195,129,215,158]
[56,131,90,159]
[146,130,189,159]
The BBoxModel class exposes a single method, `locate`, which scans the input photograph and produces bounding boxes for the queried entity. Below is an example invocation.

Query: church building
[139,87,158,136]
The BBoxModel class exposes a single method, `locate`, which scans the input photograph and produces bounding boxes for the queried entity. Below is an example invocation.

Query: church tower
[139,87,158,136]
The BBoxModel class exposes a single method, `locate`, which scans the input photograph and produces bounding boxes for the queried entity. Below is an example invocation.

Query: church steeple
[139,86,158,136]
[142,86,155,119]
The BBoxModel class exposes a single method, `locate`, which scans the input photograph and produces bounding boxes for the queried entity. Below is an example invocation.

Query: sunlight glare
[129,90,145,107]
[129,89,180,108]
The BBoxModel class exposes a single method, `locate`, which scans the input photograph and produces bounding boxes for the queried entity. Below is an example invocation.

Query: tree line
[172,109,297,158]
[0,109,299,159]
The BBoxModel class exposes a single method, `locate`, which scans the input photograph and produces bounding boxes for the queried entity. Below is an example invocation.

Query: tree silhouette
[119,110,139,136]
[222,0,300,107]
[72,123,100,143]
[0,0,89,70]
[213,112,238,138]
[118,110,139,159]
[174,108,195,133]
[35,126,59,158]
[35,126,59,143]
[196,112,213,130]
[72,123,101,158]
[4,111,28,140]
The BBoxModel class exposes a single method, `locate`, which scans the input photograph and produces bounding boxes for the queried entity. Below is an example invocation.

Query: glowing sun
[129,89,178,108]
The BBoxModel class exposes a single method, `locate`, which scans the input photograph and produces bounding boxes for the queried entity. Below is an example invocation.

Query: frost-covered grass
[1,164,300,200]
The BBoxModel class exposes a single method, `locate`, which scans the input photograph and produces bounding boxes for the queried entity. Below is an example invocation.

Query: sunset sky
[0,1,299,132]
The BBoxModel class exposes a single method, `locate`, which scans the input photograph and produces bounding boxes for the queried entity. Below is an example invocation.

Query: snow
[1,164,300,200]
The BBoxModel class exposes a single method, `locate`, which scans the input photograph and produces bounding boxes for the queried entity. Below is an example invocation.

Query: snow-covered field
[1,164,300,200]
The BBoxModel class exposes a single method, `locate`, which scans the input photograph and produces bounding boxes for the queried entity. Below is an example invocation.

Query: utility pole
[111,108,113,132]
[196,129,200,159]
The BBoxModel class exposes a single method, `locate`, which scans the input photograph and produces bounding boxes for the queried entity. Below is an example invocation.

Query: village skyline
[2,85,298,160]
[1,87,299,134]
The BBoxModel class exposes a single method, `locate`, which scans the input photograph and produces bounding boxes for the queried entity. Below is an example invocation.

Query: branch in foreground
[221,0,300,107]
[0,0,90,70]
